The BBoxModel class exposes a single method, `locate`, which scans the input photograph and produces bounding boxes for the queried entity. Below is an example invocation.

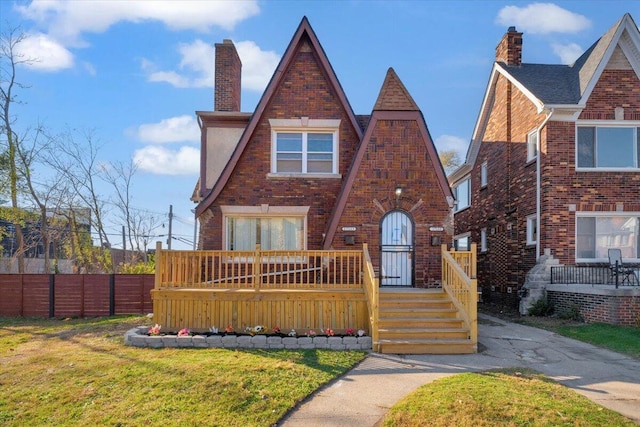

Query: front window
[577,125,640,169]
[454,177,470,212]
[527,130,537,162]
[576,214,639,261]
[226,217,304,250]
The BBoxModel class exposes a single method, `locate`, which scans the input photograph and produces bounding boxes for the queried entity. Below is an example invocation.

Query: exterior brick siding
[548,289,640,327]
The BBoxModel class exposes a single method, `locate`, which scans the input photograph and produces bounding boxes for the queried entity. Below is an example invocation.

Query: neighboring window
[480,161,488,187]
[527,130,538,161]
[480,228,487,252]
[269,118,340,175]
[526,214,537,245]
[577,125,640,169]
[576,214,640,261]
[221,205,309,251]
[454,177,471,212]
[454,233,470,251]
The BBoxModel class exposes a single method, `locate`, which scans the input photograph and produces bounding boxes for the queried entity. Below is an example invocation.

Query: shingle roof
[500,14,631,105]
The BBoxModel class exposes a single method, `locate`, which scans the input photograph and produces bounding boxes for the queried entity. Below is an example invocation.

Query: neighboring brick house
[192,17,453,287]
[449,13,640,305]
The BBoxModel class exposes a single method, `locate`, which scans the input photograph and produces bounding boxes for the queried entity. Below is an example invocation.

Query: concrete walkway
[278,314,640,426]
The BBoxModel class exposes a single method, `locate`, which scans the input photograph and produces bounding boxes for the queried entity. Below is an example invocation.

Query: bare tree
[439,149,462,175]
[1,25,37,272]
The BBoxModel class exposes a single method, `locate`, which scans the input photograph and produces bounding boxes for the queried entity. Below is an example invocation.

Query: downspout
[536,108,554,261]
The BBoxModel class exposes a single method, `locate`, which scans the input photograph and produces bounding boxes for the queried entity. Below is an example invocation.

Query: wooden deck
[152,243,477,354]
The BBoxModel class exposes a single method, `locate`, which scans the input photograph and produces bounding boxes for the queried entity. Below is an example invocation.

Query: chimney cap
[222,39,233,44]
[508,26,517,32]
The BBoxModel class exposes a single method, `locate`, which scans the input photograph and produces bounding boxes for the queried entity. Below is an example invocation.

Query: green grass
[518,319,640,359]
[0,316,365,426]
[382,368,636,427]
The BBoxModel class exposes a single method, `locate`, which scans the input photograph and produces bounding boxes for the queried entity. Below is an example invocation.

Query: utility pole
[167,204,173,250]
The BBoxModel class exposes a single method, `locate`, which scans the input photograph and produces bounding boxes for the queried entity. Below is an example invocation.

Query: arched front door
[380,210,414,286]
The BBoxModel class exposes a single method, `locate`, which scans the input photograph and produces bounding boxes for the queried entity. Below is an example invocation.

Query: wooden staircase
[377,288,476,354]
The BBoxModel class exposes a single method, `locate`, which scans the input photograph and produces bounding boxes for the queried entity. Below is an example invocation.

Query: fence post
[254,245,262,289]
[48,274,55,318]
[109,274,115,316]
[155,241,162,289]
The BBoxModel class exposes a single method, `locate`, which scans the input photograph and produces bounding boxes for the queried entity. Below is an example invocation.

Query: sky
[1,0,639,251]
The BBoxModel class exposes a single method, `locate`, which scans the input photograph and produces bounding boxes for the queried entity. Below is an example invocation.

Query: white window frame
[576,121,640,171]
[269,118,341,178]
[480,228,487,252]
[454,176,471,212]
[221,205,309,252]
[527,130,538,162]
[480,161,488,187]
[575,212,640,263]
[526,214,537,246]
[453,232,471,251]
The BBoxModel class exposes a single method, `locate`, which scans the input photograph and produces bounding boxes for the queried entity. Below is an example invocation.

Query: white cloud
[552,42,583,64]
[133,145,200,175]
[435,135,469,159]
[496,3,590,34]
[16,0,260,46]
[136,115,200,144]
[143,39,279,92]
[15,32,74,72]
[235,41,280,91]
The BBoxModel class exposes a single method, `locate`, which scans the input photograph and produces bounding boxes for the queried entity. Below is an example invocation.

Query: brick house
[449,13,640,306]
[192,17,453,288]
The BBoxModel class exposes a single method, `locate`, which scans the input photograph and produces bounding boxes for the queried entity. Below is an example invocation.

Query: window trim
[453,232,471,251]
[269,118,341,177]
[575,211,640,263]
[526,130,538,162]
[575,121,640,171]
[221,205,310,251]
[526,214,537,246]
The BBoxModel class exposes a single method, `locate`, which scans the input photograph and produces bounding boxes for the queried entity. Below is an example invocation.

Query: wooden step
[377,339,477,355]
[378,317,465,329]
[379,299,453,309]
[378,327,470,340]
[378,307,459,318]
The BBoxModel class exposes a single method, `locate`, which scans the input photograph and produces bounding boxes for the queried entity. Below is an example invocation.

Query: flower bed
[124,326,372,350]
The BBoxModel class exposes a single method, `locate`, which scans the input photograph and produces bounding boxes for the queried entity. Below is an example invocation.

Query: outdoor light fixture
[395,187,402,197]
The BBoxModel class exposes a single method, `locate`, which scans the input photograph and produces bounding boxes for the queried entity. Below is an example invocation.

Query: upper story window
[269,118,340,177]
[527,130,538,162]
[577,125,640,170]
[480,161,488,187]
[454,177,471,212]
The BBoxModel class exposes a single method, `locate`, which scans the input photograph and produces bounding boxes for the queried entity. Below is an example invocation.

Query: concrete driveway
[279,313,640,426]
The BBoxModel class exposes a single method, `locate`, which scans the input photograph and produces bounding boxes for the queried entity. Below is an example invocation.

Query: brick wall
[548,287,640,327]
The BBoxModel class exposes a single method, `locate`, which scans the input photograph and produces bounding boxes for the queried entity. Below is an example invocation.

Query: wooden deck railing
[155,242,363,289]
[441,244,478,347]
[361,244,379,352]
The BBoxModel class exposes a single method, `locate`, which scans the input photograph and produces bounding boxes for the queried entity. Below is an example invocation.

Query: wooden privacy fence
[153,243,374,332]
[441,244,478,347]
[0,274,154,318]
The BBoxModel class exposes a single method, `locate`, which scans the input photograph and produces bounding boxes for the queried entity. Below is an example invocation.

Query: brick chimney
[496,26,523,66]
[214,39,242,111]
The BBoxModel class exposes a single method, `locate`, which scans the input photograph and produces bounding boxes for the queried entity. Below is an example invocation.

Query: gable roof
[450,13,640,183]
[195,16,363,216]
[323,68,453,249]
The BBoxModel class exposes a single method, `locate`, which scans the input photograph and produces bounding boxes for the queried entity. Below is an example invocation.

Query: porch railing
[155,242,363,289]
[362,243,379,352]
[441,244,478,346]
[551,265,639,287]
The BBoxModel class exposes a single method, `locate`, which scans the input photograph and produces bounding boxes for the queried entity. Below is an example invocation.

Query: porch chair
[608,248,638,285]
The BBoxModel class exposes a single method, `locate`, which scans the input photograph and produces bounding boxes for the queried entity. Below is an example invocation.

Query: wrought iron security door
[380,210,414,286]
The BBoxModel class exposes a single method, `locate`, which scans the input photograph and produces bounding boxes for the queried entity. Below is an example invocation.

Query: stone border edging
[124,327,372,350]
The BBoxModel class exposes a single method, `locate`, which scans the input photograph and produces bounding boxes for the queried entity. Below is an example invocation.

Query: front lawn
[0,316,365,426]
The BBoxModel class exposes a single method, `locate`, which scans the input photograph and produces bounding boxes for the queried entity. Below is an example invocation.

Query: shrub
[558,303,583,321]
[528,297,554,317]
